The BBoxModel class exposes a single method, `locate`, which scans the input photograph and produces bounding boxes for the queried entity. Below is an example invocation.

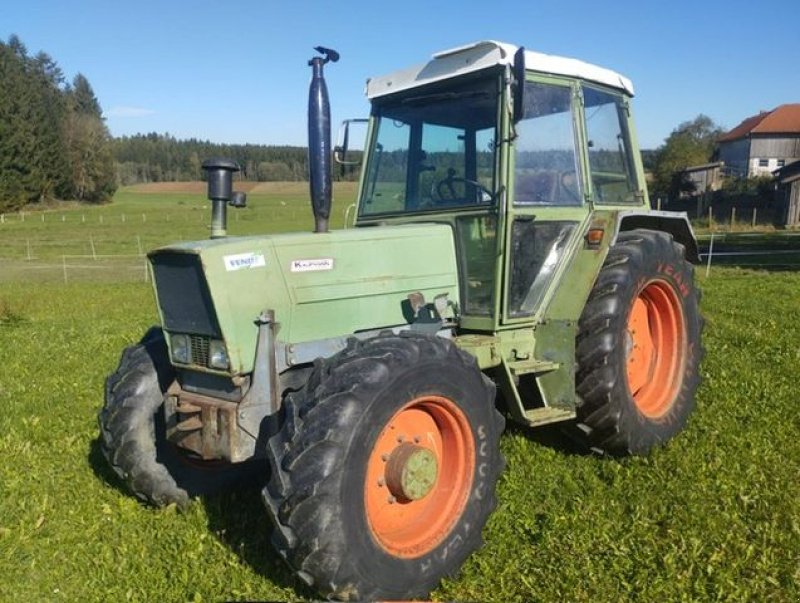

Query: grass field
[1,187,798,601]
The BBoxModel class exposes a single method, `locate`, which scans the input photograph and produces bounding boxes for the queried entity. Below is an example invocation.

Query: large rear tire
[574,229,703,455]
[99,327,255,508]
[263,332,504,601]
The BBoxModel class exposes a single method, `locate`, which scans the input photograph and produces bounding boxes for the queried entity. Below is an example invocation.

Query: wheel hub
[385,444,438,501]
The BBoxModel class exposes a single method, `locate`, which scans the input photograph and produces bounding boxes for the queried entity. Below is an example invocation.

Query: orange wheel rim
[625,280,686,418]
[365,395,475,558]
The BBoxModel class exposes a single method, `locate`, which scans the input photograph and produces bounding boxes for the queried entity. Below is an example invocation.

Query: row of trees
[112,134,318,184]
[0,35,116,212]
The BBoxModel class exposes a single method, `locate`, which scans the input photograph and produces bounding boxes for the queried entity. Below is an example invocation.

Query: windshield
[359,76,498,217]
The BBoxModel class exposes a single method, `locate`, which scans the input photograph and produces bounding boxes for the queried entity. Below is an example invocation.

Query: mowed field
[0,184,798,602]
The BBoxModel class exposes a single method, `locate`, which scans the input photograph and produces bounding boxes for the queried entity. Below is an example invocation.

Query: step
[523,407,576,427]
[507,358,560,376]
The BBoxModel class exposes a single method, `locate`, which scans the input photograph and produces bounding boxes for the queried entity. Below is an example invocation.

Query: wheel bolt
[387,495,397,504]
[413,436,421,444]
[377,477,385,487]
[381,453,389,462]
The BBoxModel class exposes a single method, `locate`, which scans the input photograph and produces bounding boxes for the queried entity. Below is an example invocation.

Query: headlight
[209,339,229,370]
[171,333,191,364]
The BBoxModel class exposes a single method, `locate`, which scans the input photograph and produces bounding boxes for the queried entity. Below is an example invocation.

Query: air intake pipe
[202,158,247,239]
[307,46,339,233]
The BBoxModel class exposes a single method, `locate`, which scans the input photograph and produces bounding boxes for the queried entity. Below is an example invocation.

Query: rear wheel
[263,332,504,601]
[99,327,255,508]
[574,229,703,455]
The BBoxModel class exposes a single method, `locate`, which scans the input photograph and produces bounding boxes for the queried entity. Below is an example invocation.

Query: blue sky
[4,0,798,149]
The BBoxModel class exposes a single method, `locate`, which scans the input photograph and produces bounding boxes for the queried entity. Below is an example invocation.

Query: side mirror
[334,118,368,166]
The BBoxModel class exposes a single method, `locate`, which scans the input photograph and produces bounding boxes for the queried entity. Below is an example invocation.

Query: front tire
[263,332,504,601]
[574,229,703,455]
[99,327,254,508]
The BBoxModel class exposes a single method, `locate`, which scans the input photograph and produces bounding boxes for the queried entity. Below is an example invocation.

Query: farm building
[774,159,800,227]
[681,161,724,196]
[717,104,800,178]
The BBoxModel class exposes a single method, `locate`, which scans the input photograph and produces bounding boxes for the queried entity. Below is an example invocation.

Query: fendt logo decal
[223,252,267,271]
[290,258,334,273]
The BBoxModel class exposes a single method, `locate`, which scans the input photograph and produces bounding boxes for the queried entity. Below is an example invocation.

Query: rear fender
[615,210,700,263]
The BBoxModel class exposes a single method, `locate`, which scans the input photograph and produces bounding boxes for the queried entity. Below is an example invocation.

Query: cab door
[502,77,591,325]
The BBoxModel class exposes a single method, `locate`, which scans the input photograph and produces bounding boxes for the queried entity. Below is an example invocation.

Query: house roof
[719,104,800,142]
[774,159,800,184]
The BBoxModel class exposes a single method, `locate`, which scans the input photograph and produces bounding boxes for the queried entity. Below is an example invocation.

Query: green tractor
[99,41,702,601]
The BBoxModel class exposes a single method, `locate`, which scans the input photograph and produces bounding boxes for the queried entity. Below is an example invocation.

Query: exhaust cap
[202,158,240,201]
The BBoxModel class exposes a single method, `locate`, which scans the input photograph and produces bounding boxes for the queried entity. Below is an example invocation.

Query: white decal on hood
[290,258,334,272]
[224,252,266,271]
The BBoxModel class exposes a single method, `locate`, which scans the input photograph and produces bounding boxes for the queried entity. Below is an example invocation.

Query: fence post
[656,197,662,211]
[90,236,97,260]
[708,206,713,231]
[730,207,736,231]
[62,256,68,284]
[705,232,714,278]
[752,207,757,228]
[1,214,4,224]
[136,235,143,256]
[26,239,32,261]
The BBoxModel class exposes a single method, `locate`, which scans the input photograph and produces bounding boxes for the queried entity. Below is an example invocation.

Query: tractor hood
[148,223,459,375]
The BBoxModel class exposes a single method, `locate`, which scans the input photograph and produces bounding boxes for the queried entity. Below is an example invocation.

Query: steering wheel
[433,168,494,204]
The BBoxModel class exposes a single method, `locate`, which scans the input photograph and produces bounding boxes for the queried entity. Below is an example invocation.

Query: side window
[514,82,582,206]
[583,87,639,203]
[363,119,410,214]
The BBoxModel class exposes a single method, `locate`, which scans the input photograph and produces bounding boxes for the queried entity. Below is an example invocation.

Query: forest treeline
[0,35,355,213]
[112,134,351,185]
[0,35,116,212]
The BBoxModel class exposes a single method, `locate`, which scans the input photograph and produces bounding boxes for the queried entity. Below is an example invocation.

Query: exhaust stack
[308,46,339,233]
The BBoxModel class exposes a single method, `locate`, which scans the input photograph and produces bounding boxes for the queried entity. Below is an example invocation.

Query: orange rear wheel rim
[625,280,686,418]
[365,395,475,558]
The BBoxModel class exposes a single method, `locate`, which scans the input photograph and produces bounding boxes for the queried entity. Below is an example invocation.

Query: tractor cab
[349,41,649,334]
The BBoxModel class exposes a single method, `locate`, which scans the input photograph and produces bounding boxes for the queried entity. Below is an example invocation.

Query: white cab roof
[365,40,634,99]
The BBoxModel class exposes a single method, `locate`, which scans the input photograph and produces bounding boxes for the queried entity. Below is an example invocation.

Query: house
[774,160,800,227]
[717,104,800,178]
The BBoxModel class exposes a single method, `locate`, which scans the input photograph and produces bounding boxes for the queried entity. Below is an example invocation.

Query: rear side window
[583,87,639,204]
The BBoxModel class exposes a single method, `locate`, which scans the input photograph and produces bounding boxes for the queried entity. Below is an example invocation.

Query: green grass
[0,190,798,601]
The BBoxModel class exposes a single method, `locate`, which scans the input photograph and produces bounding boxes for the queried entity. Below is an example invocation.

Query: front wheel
[99,327,256,508]
[574,229,703,455]
[263,332,504,601]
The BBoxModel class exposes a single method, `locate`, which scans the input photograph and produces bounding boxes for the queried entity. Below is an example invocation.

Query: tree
[651,115,724,200]
[64,73,116,202]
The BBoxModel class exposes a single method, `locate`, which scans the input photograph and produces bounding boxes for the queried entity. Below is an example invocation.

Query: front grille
[150,251,221,337]
[190,335,210,366]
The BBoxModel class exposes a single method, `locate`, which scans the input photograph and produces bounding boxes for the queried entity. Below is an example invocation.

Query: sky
[3,0,799,150]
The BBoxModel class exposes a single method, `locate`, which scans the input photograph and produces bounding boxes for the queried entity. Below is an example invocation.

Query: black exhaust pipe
[308,46,339,233]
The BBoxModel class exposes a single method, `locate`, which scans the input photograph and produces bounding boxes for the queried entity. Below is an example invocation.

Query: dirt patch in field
[125,181,263,194]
